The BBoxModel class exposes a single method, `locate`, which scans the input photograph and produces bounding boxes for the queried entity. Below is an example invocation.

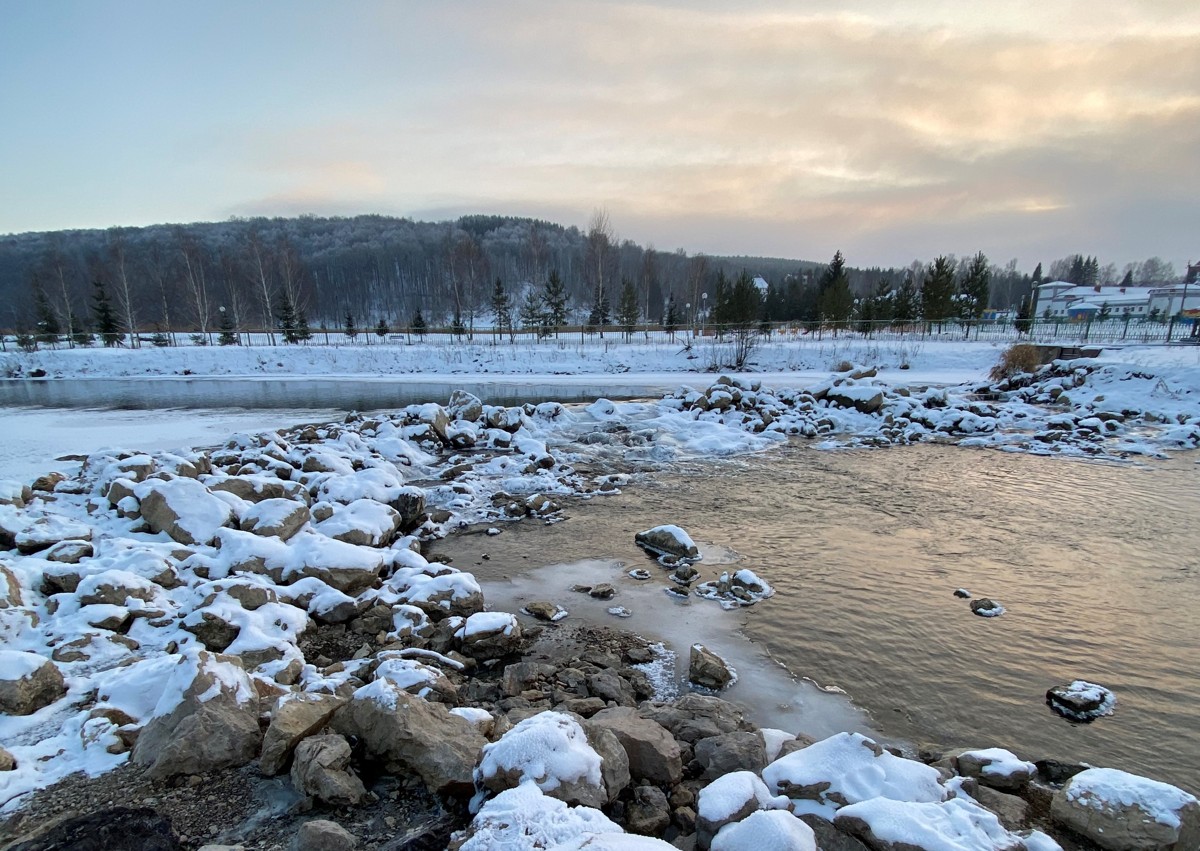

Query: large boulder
[315,499,402,547]
[260,692,348,775]
[639,693,757,744]
[456,612,522,660]
[1046,680,1116,722]
[825,386,885,414]
[476,711,608,808]
[689,643,735,690]
[137,478,232,545]
[0,651,67,716]
[955,748,1036,793]
[131,651,262,780]
[1050,767,1200,850]
[588,707,682,787]
[293,819,357,851]
[331,679,485,796]
[835,797,1021,851]
[635,524,700,560]
[696,770,791,850]
[239,498,310,541]
[694,731,767,779]
[712,810,817,851]
[290,734,367,806]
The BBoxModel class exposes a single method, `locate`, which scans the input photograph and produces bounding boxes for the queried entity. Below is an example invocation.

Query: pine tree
[542,270,568,335]
[818,251,854,328]
[375,318,389,338]
[218,307,238,345]
[921,256,957,327]
[490,278,511,340]
[31,274,60,344]
[1120,269,1134,287]
[587,287,610,330]
[344,312,357,339]
[1015,294,1033,334]
[959,252,991,324]
[617,277,639,340]
[412,309,427,339]
[451,308,465,340]
[91,278,123,347]
[1031,262,1043,285]
[296,309,312,342]
[275,291,299,343]
[663,294,680,339]
[711,271,730,330]
[519,290,545,335]
[725,272,763,368]
[893,274,919,325]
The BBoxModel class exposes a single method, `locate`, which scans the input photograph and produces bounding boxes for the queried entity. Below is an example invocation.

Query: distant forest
[0,212,1183,337]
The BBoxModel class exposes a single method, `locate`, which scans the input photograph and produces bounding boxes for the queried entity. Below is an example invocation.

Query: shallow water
[433,443,1200,794]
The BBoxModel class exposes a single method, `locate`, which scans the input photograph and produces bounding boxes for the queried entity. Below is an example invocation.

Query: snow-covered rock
[956,748,1037,792]
[762,732,946,812]
[238,497,310,541]
[456,611,522,660]
[689,644,736,690]
[696,770,791,850]
[711,809,817,851]
[1045,680,1116,722]
[1050,767,1200,850]
[835,796,1025,851]
[477,711,608,808]
[634,525,700,560]
[0,651,67,716]
[137,478,232,545]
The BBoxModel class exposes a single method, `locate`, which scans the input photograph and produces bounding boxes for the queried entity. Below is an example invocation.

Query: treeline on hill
[0,212,1183,346]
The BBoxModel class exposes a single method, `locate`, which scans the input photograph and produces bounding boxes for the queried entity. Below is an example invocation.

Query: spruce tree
[921,256,957,327]
[663,294,680,339]
[490,278,511,341]
[344,312,357,339]
[542,270,568,335]
[519,290,545,335]
[617,277,639,340]
[893,274,919,325]
[818,251,854,328]
[275,291,298,343]
[91,278,123,347]
[295,309,312,342]
[451,308,465,340]
[587,287,610,330]
[31,274,60,344]
[1031,262,1043,285]
[218,307,238,345]
[959,252,991,323]
[375,318,389,338]
[1120,269,1134,287]
[412,309,427,339]
[1015,295,1033,335]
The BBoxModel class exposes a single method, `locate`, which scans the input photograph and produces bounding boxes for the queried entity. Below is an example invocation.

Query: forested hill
[0,213,828,332]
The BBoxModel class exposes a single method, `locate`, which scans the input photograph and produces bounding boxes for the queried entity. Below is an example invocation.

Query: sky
[1,0,1198,271]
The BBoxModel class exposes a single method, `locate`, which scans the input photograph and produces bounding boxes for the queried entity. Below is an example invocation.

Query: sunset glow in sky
[2,0,1197,268]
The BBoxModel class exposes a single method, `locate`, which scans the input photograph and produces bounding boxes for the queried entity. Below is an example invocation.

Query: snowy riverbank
[1,351,1199,849]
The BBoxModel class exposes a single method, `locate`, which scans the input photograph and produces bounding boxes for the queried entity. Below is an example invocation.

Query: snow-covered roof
[752,276,769,292]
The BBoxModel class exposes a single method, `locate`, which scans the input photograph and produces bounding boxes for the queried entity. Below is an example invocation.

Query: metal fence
[3,316,1197,352]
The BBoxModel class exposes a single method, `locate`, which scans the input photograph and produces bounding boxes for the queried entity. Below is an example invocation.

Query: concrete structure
[1034,280,1200,322]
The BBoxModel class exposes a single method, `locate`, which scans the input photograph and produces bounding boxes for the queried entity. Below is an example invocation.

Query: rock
[261,692,348,775]
[132,651,262,780]
[689,644,735,690]
[798,814,871,851]
[0,651,67,715]
[448,390,484,423]
[0,565,23,608]
[477,711,609,808]
[635,524,700,560]
[210,475,305,504]
[1051,767,1200,850]
[694,731,767,779]
[30,472,66,493]
[290,734,367,806]
[138,479,232,545]
[971,784,1030,830]
[970,598,1005,617]
[626,785,671,836]
[5,807,181,851]
[0,480,31,508]
[15,515,93,554]
[589,707,682,786]
[239,498,310,541]
[588,668,635,706]
[331,680,485,796]
[955,748,1036,792]
[696,770,791,851]
[1035,758,1087,785]
[588,583,616,600]
[639,693,756,744]
[826,387,884,414]
[712,810,817,851]
[456,612,523,660]
[835,797,1019,851]
[43,538,94,564]
[954,588,971,598]
[293,819,357,851]
[0,746,15,770]
[181,610,241,652]
[522,600,567,622]
[585,723,631,803]
[1046,680,1116,722]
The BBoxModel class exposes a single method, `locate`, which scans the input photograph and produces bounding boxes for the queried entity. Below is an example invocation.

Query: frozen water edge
[476,557,880,743]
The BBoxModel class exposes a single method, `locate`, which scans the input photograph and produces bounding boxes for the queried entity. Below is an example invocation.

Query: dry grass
[989,343,1042,380]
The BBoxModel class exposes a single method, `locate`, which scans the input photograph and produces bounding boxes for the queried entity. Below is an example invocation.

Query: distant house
[1034,281,1154,320]
[752,276,769,295]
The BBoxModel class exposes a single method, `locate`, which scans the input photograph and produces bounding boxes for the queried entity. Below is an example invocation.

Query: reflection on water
[433,444,1200,794]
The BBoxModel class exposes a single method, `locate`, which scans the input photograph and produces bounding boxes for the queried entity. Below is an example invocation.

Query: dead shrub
[990,343,1042,381]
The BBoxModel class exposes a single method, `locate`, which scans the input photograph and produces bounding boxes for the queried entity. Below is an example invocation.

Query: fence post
[1167,316,1175,344]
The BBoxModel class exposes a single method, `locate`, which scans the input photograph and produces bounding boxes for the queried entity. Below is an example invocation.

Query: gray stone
[971,784,1030,831]
[635,526,700,560]
[586,723,631,804]
[694,731,767,779]
[1051,768,1200,850]
[955,749,1035,793]
[261,692,348,775]
[688,644,734,690]
[589,707,682,786]
[626,785,671,836]
[588,668,636,706]
[331,681,485,796]
[43,539,93,564]
[239,499,310,541]
[0,745,16,770]
[139,479,232,546]
[293,819,357,851]
[639,693,756,744]
[798,814,871,851]
[290,734,367,806]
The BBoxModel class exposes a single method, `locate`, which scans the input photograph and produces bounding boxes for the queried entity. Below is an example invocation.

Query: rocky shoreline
[1,361,1198,850]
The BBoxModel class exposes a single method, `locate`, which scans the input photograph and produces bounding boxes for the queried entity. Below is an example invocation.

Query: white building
[1033,281,1200,321]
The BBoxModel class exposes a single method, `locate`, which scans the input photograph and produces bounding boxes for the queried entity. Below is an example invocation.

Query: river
[432,442,1200,795]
